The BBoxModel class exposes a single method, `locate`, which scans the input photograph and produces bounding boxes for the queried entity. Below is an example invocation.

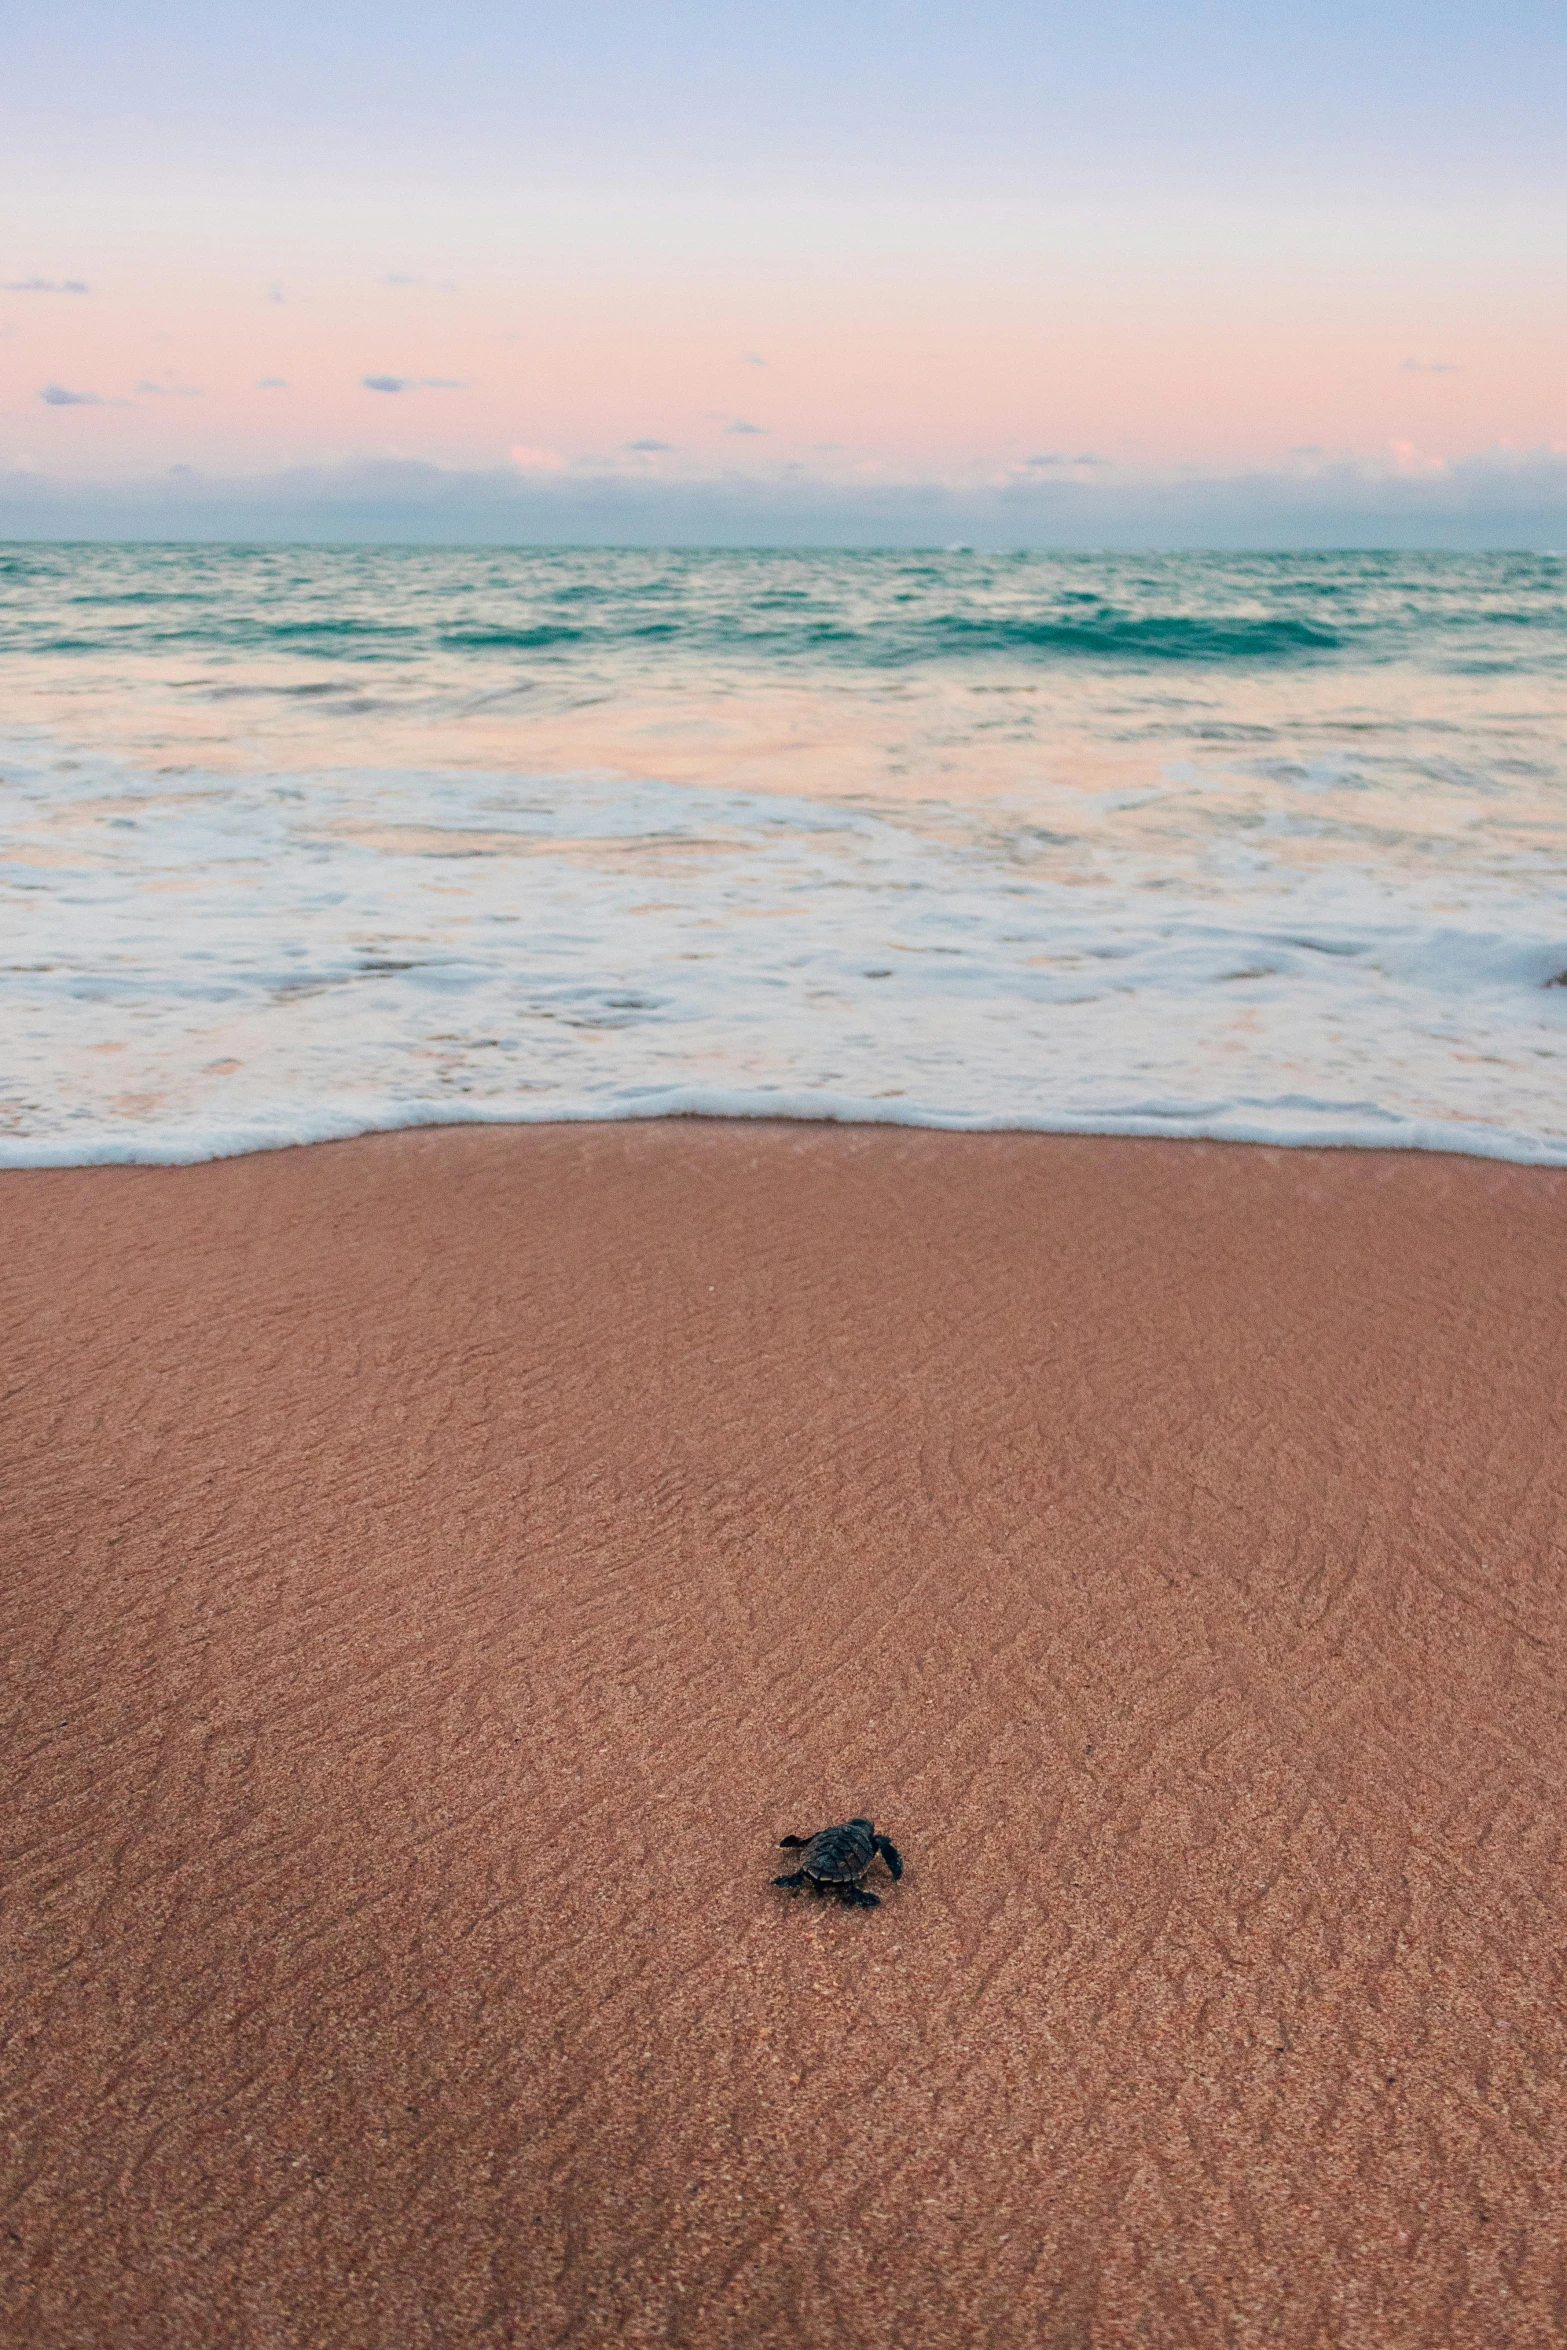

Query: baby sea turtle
[772,1816,903,1908]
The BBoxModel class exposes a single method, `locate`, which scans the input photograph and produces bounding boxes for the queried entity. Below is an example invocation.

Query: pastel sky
[3,1,1565,539]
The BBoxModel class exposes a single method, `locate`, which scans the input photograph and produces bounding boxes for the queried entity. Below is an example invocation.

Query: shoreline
[7,1091,1567,1173]
[6,1121,1566,2348]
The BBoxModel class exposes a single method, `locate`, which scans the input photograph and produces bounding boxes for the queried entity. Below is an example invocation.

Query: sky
[3,0,1565,542]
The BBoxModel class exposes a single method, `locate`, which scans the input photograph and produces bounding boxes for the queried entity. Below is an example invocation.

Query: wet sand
[4,1122,1566,2349]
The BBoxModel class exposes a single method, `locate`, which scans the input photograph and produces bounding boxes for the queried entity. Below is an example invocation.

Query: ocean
[2,542,1564,1166]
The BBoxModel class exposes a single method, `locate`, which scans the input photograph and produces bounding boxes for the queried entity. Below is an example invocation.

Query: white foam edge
[3,1089,1565,1170]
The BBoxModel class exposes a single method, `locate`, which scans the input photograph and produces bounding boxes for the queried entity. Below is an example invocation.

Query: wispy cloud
[362,374,467,393]
[4,277,88,294]
[743,352,766,367]
[1402,358,1461,375]
[38,383,101,406]
[1023,451,1112,469]
[135,379,201,398]
[626,438,673,452]
[726,419,767,435]
[256,377,288,390]
[382,272,457,291]
[267,281,285,304]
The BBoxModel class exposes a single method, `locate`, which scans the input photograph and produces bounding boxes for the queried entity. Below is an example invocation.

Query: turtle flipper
[873,1834,903,1881]
[837,1883,880,1907]
[772,1869,809,1890]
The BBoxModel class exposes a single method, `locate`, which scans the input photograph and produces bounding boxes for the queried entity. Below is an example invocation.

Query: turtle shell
[801,1819,876,1883]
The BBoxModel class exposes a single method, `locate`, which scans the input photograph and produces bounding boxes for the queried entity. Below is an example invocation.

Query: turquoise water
[2,545,1565,1163]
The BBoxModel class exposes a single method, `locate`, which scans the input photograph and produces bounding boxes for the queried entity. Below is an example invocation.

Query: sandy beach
[4,1120,1565,2349]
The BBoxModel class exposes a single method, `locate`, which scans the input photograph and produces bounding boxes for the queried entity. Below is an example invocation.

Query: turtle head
[847,1815,873,1831]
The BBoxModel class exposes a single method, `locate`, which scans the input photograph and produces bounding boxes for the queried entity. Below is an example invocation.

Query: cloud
[256,377,288,390]
[135,379,201,397]
[267,281,285,304]
[626,438,673,452]
[38,383,101,406]
[4,278,88,294]
[1023,451,1112,469]
[362,374,466,392]
[1390,438,1447,477]
[743,352,766,367]
[1402,359,1461,374]
[726,419,767,435]
[382,272,457,290]
[5,444,1566,551]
